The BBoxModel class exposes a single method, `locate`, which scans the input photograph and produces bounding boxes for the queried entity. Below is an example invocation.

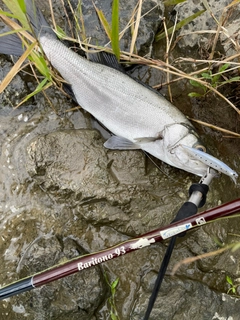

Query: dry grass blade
[75,0,87,41]
[226,0,240,9]
[209,15,222,60]
[206,1,239,60]
[163,18,172,101]
[48,0,57,31]
[187,118,240,138]
[93,3,112,40]
[58,0,75,40]
[144,58,240,115]
[202,0,218,24]
[156,9,206,41]
[0,28,26,37]
[177,55,240,66]
[130,0,142,55]
[118,3,158,45]
[171,246,229,275]
[0,13,35,42]
[163,11,178,102]
[119,51,240,118]
[1,0,239,124]
[0,41,37,93]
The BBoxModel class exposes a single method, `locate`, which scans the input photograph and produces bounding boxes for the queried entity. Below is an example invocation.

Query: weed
[188,63,240,98]
[155,9,206,42]
[226,275,240,296]
[0,0,240,135]
[104,273,120,320]
[0,0,54,107]
[94,0,120,60]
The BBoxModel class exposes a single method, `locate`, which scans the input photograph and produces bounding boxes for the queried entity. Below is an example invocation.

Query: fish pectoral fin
[134,135,163,143]
[104,136,140,150]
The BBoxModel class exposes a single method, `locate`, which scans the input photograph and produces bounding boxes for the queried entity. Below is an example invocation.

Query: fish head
[160,122,238,183]
[161,123,209,176]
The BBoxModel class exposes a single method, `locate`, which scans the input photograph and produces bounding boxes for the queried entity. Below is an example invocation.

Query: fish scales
[0,0,238,182]
[40,35,189,140]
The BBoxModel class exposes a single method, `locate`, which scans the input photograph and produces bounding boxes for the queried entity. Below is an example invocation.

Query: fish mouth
[181,145,238,183]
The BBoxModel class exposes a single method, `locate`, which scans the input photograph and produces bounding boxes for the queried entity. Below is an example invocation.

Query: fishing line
[143,169,212,320]
[143,151,175,181]
[143,236,176,320]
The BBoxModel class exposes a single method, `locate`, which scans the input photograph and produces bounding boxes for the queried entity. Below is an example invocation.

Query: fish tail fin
[25,0,56,39]
[0,0,56,56]
[0,29,25,56]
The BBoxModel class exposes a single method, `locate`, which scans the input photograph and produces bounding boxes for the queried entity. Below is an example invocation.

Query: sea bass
[0,0,238,182]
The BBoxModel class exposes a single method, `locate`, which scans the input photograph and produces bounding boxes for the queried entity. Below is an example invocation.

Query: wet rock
[65,0,164,56]
[1,235,106,320]
[25,129,109,200]
[0,1,240,319]
[107,150,149,185]
[174,0,240,55]
[0,59,29,108]
[131,276,240,319]
[24,127,183,237]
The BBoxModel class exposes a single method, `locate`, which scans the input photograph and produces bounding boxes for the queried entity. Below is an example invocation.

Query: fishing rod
[0,197,240,300]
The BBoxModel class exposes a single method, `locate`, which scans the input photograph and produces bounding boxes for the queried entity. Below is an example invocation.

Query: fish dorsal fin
[87,51,125,73]
[88,51,166,100]
[87,51,165,99]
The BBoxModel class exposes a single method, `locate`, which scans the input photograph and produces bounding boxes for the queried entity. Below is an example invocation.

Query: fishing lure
[181,144,238,183]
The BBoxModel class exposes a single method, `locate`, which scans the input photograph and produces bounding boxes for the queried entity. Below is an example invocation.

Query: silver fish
[0,0,238,182]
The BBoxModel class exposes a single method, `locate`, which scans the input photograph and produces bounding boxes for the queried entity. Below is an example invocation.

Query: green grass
[0,0,239,133]
[189,63,240,98]
[0,0,53,106]
[226,275,240,296]
[104,273,120,320]
[155,9,206,42]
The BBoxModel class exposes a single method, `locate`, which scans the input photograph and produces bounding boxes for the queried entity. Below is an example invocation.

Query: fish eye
[195,145,206,152]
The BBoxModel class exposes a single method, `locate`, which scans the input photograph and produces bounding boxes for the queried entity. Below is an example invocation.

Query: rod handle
[0,277,33,300]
